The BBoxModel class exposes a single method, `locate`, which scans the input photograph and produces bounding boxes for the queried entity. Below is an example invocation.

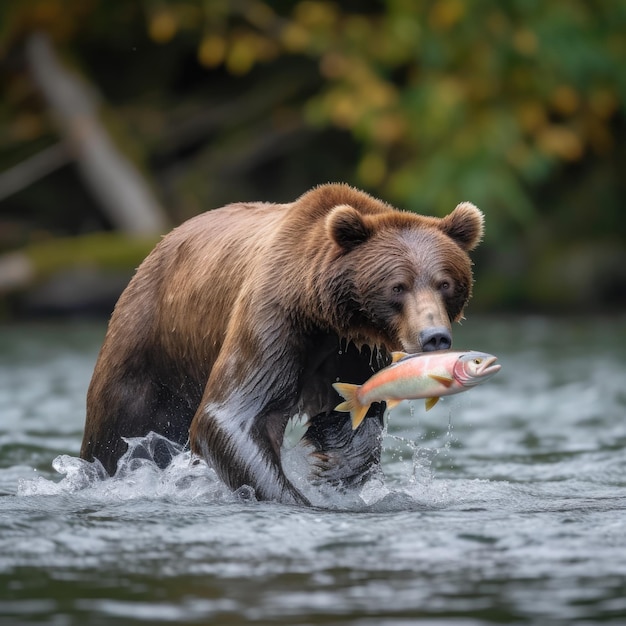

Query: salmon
[333,350,501,429]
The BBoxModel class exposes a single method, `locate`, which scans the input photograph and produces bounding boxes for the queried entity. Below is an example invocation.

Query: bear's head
[325,200,484,354]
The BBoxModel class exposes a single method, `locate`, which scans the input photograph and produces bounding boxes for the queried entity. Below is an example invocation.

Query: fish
[333,350,501,429]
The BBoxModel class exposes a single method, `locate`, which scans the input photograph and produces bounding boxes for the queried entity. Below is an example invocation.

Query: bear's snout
[419,326,452,352]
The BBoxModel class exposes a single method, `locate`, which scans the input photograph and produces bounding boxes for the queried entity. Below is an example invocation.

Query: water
[1,316,625,625]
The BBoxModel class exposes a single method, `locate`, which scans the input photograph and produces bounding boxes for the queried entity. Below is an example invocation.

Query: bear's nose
[419,327,452,352]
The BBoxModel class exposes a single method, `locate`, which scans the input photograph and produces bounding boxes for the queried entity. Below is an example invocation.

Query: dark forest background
[1,0,625,318]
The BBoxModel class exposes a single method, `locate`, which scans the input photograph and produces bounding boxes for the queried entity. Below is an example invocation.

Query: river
[1,316,625,625]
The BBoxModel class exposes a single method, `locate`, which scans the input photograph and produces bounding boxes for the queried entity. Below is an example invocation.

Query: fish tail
[332,382,370,430]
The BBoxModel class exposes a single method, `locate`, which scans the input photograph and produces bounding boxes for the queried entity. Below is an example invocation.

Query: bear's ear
[326,204,374,252]
[439,201,484,251]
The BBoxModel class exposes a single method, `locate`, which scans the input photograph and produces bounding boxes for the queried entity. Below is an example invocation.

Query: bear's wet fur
[81,184,484,505]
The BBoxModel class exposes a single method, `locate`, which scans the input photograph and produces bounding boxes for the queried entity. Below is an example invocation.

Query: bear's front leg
[303,404,386,487]
[297,338,389,490]
[187,298,315,504]
[190,398,309,505]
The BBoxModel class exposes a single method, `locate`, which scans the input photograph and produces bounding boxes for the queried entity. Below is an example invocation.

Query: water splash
[16,427,457,511]
[17,432,234,503]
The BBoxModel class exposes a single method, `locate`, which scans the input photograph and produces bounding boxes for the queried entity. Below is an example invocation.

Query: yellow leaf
[148,10,177,44]
[429,0,465,31]
[319,52,350,79]
[294,1,338,28]
[246,0,276,29]
[517,101,547,133]
[198,35,226,68]
[280,22,310,53]
[372,113,407,145]
[226,36,256,75]
[551,85,580,116]
[328,92,360,129]
[358,152,387,187]
[537,125,583,161]
[512,29,538,56]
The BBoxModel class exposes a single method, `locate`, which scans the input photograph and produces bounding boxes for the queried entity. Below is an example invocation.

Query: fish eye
[473,358,483,365]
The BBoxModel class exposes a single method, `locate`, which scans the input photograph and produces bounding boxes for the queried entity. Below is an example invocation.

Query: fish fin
[429,374,454,388]
[386,399,402,410]
[391,351,409,363]
[425,397,440,411]
[350,405,370,430]
[332,382,370,430]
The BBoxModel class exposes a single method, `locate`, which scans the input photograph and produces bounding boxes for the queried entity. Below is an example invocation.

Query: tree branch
[24,32,170,236]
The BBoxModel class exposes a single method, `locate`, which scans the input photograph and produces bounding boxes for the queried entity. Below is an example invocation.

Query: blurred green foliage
[1,0,625,311]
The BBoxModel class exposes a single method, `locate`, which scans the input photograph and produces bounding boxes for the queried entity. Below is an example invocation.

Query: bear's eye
[439,280,451,292]
[392,284,406,295]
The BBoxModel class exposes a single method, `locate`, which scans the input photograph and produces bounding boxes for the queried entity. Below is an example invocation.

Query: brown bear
[80,184,483,505]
